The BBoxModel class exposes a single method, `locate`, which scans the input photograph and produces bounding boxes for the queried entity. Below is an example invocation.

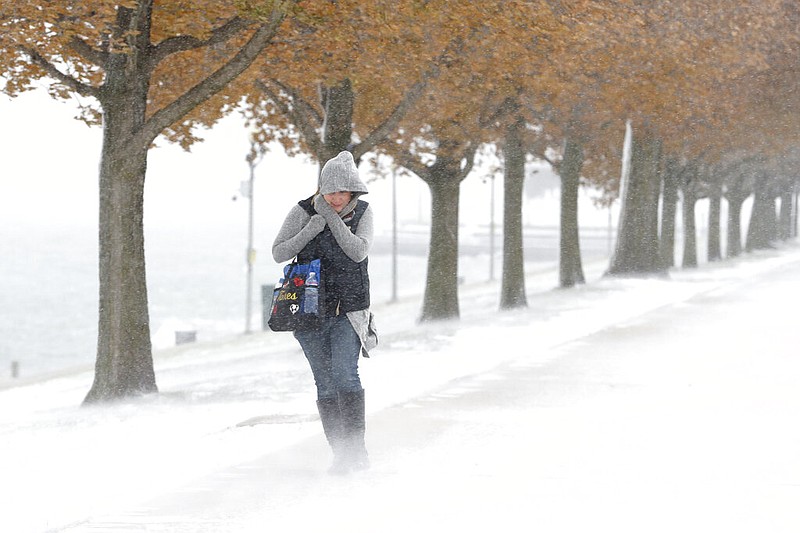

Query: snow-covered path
[53,247,800,533]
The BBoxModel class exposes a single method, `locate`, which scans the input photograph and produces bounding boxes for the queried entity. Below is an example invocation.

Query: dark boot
[316,397,349,475]
[339,389,370,472]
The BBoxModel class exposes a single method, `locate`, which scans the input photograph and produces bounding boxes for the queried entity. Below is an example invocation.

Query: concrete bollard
[11,361,19,378]
[175,331,197,345]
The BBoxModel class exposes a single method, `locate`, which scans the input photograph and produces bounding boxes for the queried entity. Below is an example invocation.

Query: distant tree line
[1,0,797,401]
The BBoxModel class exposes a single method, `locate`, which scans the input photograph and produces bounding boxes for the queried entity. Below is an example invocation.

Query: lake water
[1,220,611,380]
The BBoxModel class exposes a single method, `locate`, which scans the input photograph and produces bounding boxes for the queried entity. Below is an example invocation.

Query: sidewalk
[54,245,800,533]
[3,246,800,532]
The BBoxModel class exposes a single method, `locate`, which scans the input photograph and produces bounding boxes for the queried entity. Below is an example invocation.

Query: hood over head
[318,151,368,196]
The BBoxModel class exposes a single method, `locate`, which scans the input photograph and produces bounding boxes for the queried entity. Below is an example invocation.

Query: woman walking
[272,150,377,474]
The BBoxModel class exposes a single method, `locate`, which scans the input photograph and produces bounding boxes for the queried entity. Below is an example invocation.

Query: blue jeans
[294,315,362,400]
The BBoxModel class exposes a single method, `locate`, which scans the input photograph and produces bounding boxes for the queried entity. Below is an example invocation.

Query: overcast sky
[1,88,616,237]
[0,89,323,231]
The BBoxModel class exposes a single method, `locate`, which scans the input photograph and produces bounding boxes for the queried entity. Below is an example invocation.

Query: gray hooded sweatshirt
[272,151,377,355]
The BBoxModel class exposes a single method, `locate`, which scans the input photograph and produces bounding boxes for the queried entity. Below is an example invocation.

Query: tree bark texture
[558,136,585,288]
[607,135,665,276]
[659,159,680,269]
[320,78,355,162]
[726,195,745,258]
[84,4,287,402]
[777,183,794,241]
[746,179,777,252]
[707,181,722,261]
[419,161,463,322]
[681,189,698,268]
[500,118,528,308]
[86,130,156,402]
[85,6,156,402]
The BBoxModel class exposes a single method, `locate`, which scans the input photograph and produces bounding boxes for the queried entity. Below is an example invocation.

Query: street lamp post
[243,143,262,334]
[489,173,496,281]
[482,173,496,281]
[391,167,399,302]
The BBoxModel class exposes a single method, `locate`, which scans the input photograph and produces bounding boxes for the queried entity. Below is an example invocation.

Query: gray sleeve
[328,204,374,263]
[272,205,327,263]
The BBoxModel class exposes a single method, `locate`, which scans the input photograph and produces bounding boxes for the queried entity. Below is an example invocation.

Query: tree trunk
[707,181,722,261]
[320,78,355,162]
[558,135,585,288]
[420,162,463,322]
[746,179,776,251]
[681,189,698,268]
[85,22,156,402]
[607,134,665,276]
[500,117,528,307]
[777,182,794,241]
[659,159,680,269]
[83,4,287,403]
[726,195,746,258]
[86,136,156,402]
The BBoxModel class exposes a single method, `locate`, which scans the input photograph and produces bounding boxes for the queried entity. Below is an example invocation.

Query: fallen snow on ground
[2,246,800,532]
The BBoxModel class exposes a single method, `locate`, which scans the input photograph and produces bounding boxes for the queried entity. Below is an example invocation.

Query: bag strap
[285,258,299,279]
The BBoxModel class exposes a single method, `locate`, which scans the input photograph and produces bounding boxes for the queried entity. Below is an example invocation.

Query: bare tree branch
[257,78,324,158]
[148,17,253,68]
[69,36,109,67]
[353,66,438,160]
[353,32,476,160]
[396,150,431,181]
[19,46,99,99]
[458,143,479,181]
[135,7,291,147]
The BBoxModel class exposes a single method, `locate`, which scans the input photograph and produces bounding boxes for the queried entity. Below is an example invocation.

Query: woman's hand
[306,213,327,235]
[314,194,340,224]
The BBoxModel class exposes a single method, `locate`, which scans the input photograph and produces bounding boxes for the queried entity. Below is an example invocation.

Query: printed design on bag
[277,291,298,301]
[268,257,322,332]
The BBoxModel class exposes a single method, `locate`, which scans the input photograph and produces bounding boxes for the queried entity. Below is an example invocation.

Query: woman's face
[323,191,352,213]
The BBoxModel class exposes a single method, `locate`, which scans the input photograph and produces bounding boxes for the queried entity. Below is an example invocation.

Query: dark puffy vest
[297,197,370,316]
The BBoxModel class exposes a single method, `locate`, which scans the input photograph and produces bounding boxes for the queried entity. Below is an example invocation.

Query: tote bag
[267,258,323,332]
